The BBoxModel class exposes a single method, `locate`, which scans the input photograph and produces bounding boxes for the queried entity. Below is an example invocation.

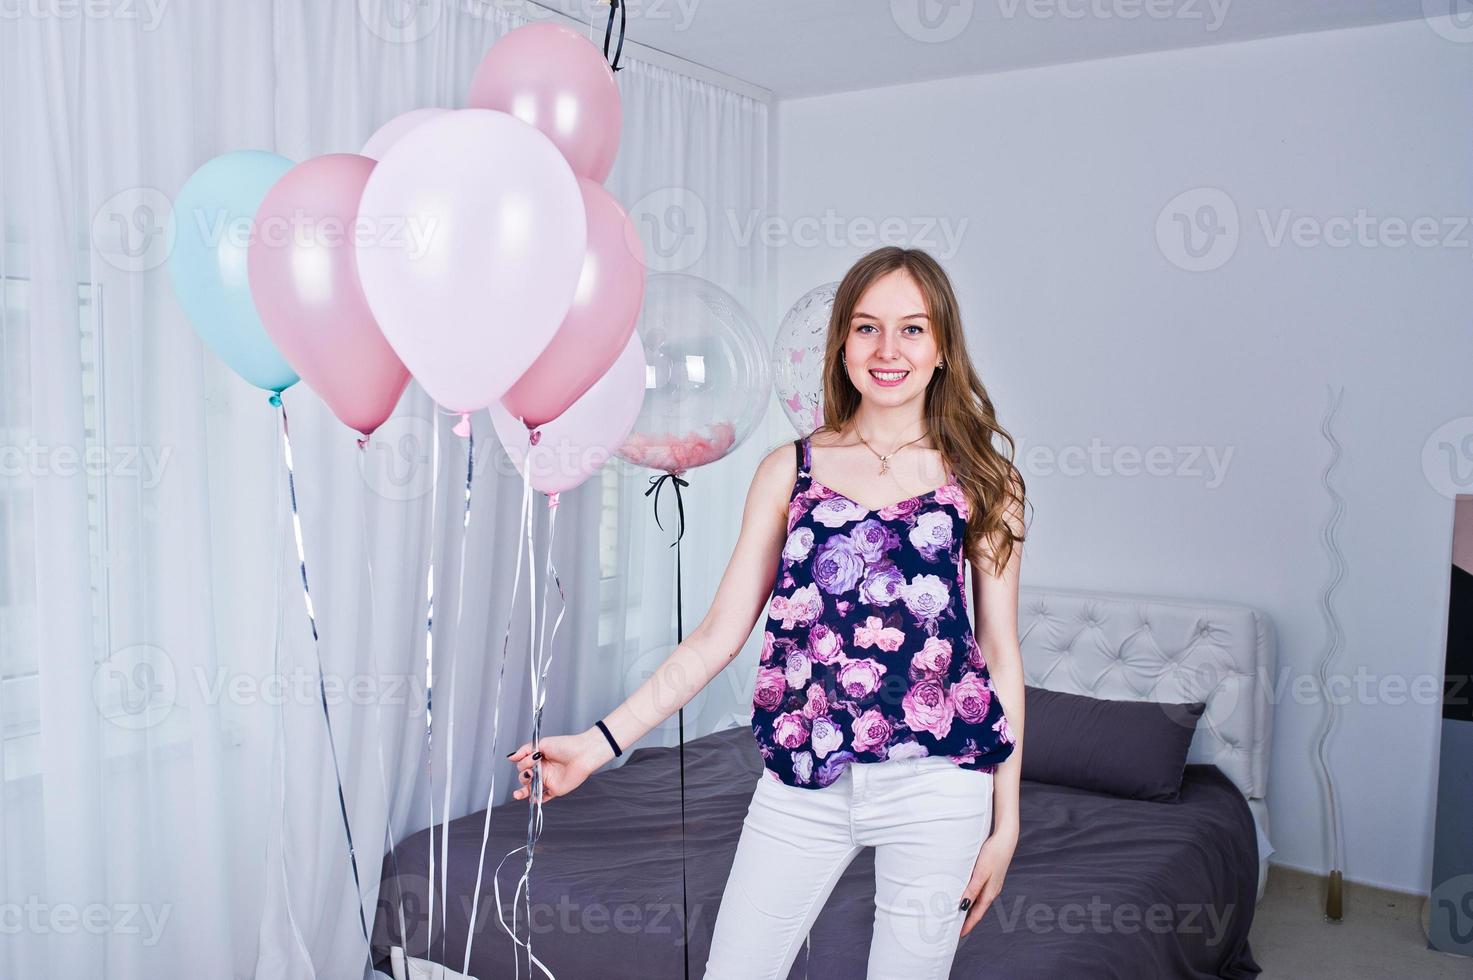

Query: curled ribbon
[271,394,372,964]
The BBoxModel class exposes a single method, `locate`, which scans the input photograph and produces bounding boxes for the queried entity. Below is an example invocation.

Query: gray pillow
[1020,685,1206,803]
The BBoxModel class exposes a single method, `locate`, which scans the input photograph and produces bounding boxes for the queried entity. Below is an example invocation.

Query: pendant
[878,455,890,474]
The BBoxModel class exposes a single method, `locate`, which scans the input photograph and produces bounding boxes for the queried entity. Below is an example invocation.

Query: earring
[841,352,847,366]
[937,360,945,370]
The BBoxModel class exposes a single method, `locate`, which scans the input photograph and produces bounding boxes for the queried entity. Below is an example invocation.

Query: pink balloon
[247,153,410,436]
[501,178,645,429]
[490,331,646,495]
[467,23,622,183]
[361,108,448,160]
[355,109,586,414]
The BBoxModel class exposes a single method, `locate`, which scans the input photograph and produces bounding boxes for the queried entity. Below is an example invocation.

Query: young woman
[508,246,1028,979]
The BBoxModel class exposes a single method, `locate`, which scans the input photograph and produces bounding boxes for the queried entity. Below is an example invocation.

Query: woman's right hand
[507,729,610,803]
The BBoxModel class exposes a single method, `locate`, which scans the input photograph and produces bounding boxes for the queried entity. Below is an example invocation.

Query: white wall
[773,17,1473,893]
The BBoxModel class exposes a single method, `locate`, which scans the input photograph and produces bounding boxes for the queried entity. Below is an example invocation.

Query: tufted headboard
[1017,586,1276,803]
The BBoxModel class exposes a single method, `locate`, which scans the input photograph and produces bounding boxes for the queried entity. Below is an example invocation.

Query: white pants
[703,755,994,980]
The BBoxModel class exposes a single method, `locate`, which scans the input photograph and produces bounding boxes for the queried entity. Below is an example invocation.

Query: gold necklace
[855,428,929,475]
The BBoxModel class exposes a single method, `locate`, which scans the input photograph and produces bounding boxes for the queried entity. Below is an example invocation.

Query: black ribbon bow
[644,471,689,547]
[603,0,627,72]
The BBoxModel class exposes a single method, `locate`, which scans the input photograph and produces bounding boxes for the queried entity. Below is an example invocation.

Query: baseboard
[1265,859,1426,900]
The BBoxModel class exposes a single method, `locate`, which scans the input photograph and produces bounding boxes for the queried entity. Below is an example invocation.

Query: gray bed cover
[372,724,1261,979]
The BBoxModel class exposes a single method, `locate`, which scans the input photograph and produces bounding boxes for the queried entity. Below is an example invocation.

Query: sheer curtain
[0,2,772,977]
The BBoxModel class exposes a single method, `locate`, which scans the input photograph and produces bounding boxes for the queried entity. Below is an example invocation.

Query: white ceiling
[536,0,1433,99]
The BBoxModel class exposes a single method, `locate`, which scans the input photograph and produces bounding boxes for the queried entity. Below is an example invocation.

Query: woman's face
[842,268,942,407]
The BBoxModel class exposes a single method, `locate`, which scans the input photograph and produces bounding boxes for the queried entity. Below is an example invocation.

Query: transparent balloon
[614,274,770,475]
[773,282,838,437]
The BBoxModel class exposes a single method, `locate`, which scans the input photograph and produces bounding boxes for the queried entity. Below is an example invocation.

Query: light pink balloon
[361,107,448,160]
[489,331,646,495]
[467,22,622,183]
[247,153,410,436]
[501,178,645,429]
[355,109,587,414]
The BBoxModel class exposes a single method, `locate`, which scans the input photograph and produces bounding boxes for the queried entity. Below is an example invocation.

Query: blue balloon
[168,150,299,392]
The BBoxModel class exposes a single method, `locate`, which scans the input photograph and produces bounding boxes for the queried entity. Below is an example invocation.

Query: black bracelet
[595,719,623,757]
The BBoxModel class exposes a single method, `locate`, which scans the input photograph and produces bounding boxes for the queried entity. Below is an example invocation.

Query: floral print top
[751,437,1016,789]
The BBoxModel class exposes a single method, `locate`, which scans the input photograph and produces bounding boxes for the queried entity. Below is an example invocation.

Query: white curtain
[0,2,773,977]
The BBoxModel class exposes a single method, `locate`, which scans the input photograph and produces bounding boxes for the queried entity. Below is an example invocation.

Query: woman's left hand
[959,830,1017,937]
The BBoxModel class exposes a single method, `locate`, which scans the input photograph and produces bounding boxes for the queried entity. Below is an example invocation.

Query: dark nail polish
[521,771,530,779]
[532,751,542,760]
[506,752,514,758]
[958,897,972,912]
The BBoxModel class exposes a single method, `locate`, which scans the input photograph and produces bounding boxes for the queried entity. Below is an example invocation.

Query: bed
[372,586,1276,979]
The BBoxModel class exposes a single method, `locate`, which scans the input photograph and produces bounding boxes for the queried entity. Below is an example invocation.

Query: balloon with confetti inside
[772,282,838,437]
[614,274,770,476]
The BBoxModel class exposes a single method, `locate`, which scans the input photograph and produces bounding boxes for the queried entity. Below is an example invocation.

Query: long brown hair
[814,247,1027,576]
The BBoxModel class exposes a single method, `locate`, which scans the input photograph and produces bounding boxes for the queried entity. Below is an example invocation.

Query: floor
[1249,866,1469,979]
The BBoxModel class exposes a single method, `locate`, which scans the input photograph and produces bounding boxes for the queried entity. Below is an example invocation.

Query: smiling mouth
[869,369,909,383]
